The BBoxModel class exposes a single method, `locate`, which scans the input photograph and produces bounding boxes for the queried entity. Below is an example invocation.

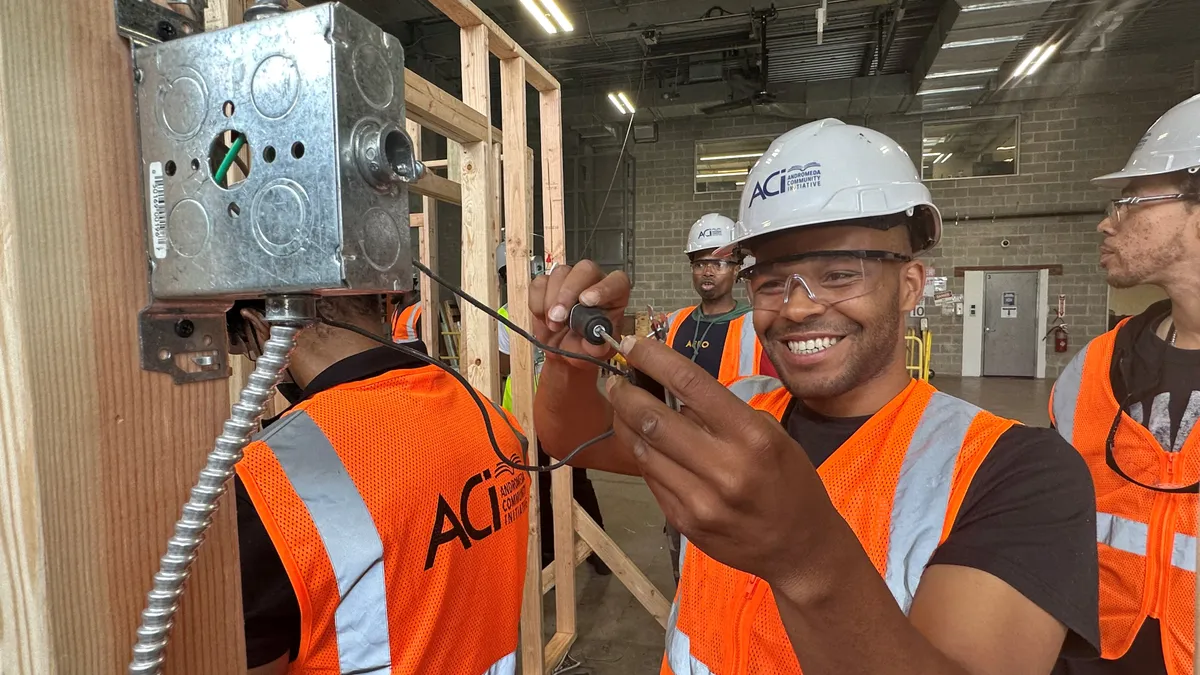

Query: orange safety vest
[665,306,763,385]
[392,303,423,343]
[236,366,529,674]
[662,376,1016,674]
[1050,321,1198,674]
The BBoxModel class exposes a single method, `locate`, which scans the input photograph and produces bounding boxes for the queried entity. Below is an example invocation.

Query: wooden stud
[544,632,576,674]
[502,56,545,675]
[542,538,592,594]
[540,88,567,266]
[574,504,672,628]
[407,120,441,356]
[405,68,490,145]
[0,0,245,673]
[458,23,500,399]
[410,171,462,205]
[421,0,559,92]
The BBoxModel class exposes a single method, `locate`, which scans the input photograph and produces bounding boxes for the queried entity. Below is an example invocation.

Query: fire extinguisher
[1045,295,1069,352]
[1052,325,1069,353]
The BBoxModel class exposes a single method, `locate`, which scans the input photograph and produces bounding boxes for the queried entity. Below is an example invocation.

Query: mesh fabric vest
[237,365,529,674]
[661,376,1015,674]
[1050,322,1198,675]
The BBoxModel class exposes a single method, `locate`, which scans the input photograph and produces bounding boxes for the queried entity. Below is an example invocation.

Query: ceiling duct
[910,0,1055,113]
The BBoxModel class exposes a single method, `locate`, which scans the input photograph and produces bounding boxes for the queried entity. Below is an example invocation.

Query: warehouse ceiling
[328,0,1198,122]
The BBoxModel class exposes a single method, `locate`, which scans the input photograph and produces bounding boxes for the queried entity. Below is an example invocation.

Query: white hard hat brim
[1092,161,1200,189]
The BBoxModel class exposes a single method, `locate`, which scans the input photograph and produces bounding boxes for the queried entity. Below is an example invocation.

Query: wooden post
[0,0,244,672]
[406,120,441,356]
[536,86,580,668]
[458,23,500,398]
[501,56,546,675]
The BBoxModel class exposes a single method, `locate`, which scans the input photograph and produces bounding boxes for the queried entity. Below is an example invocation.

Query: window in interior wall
[922,116,1019,181]
[695,136,774,194]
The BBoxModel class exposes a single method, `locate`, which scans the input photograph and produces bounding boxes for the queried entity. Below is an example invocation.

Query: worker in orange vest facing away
[1050,94,1200,675]
[391,299,423,344]
[531,119,1100,674]
[229,294,529,675]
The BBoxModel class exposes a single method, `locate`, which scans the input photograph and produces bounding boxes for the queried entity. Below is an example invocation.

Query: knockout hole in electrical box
[209,129,251,189]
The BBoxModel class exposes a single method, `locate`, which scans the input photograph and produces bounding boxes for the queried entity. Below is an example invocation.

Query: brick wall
[622,88,1188,377]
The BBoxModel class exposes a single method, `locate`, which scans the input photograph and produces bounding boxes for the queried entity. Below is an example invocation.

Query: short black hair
[850,207,937,255]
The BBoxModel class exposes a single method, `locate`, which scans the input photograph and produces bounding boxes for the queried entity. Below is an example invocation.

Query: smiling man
[1051,94,1200,675]
[531,119,1100,674]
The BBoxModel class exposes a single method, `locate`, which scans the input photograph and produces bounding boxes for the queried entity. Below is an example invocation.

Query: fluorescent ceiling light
[996,145,1016,150]
[935,152,954,164]
[735,181,746,186]
[962,0,1052,12]
[1027,42,1057,76]
[520,0,558,34]
[918,85,985,96]
[607,93,629,115]
[700,152,764,161]
[617,92,636,114]
[944,35,1023,48]
[927,67,1000,79]
[932,105,972,112]
[922,152,942,157]
[1011,44,1043,78]
[696,169,751,178]
[539,0,574,32]
[1003,158,1014,162]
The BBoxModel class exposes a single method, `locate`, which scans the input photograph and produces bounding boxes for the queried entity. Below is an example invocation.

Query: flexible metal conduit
[128,323,301,675]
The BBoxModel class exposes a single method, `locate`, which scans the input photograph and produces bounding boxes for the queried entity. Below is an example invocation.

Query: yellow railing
[905,328,933,382]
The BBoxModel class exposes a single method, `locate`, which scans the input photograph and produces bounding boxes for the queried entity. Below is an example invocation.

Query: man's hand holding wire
[529,261,631,371]
[605,336,845,589]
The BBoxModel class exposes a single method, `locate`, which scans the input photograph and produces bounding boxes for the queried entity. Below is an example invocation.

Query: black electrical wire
[317,312,617,473]
[411,259,625,378]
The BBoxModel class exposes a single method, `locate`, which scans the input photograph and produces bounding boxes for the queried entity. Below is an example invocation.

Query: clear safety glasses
[690,259,739,273]
[740,250,913,312]
[1105,194,1189,223]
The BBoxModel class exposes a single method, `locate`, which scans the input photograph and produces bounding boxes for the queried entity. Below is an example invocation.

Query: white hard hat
[729,118,942,255]
[496,242,506,273]
[685,213,737,254]
[1094,93,1200,188]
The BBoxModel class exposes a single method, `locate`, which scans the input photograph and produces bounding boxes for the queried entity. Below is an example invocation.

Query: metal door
[983,271,1039,377]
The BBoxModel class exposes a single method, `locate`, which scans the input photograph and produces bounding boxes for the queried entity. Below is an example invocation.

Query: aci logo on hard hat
[748,162,822,207]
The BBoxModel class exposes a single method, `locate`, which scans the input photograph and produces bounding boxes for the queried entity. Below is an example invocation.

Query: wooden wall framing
[0,1,666,673]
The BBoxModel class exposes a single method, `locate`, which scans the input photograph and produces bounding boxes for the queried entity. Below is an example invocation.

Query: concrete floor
[541,375,1055,674]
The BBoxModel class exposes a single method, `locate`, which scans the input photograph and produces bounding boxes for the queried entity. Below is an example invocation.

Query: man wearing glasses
[531,118,1099,674]
[1051,94,1200,675]
[661,213,764,582]
[664,214,763,385]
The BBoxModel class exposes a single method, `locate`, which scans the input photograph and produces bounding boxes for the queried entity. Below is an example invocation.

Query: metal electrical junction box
[133,2,420,301]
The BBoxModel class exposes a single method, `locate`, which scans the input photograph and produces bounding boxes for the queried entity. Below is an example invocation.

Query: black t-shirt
[1055,300,1200,675]
[785,398,1102,658]
[670,303,751,379]
[238,346,427,668]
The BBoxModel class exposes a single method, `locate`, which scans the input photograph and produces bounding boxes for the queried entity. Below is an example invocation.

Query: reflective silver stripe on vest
[727,375,782,402]
[1096,511,1198,572]
[883,392,980,614]
[1051,343,1090,445]
[482,651,516,674]
[736,312,758,378]
[260,412,392,674]
[396,306,422,343]
[664,582,716,675]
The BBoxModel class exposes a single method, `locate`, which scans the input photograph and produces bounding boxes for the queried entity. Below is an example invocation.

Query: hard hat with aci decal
[723,118,942,256]
[685,213,737,254]
[1093,93,1200,188]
